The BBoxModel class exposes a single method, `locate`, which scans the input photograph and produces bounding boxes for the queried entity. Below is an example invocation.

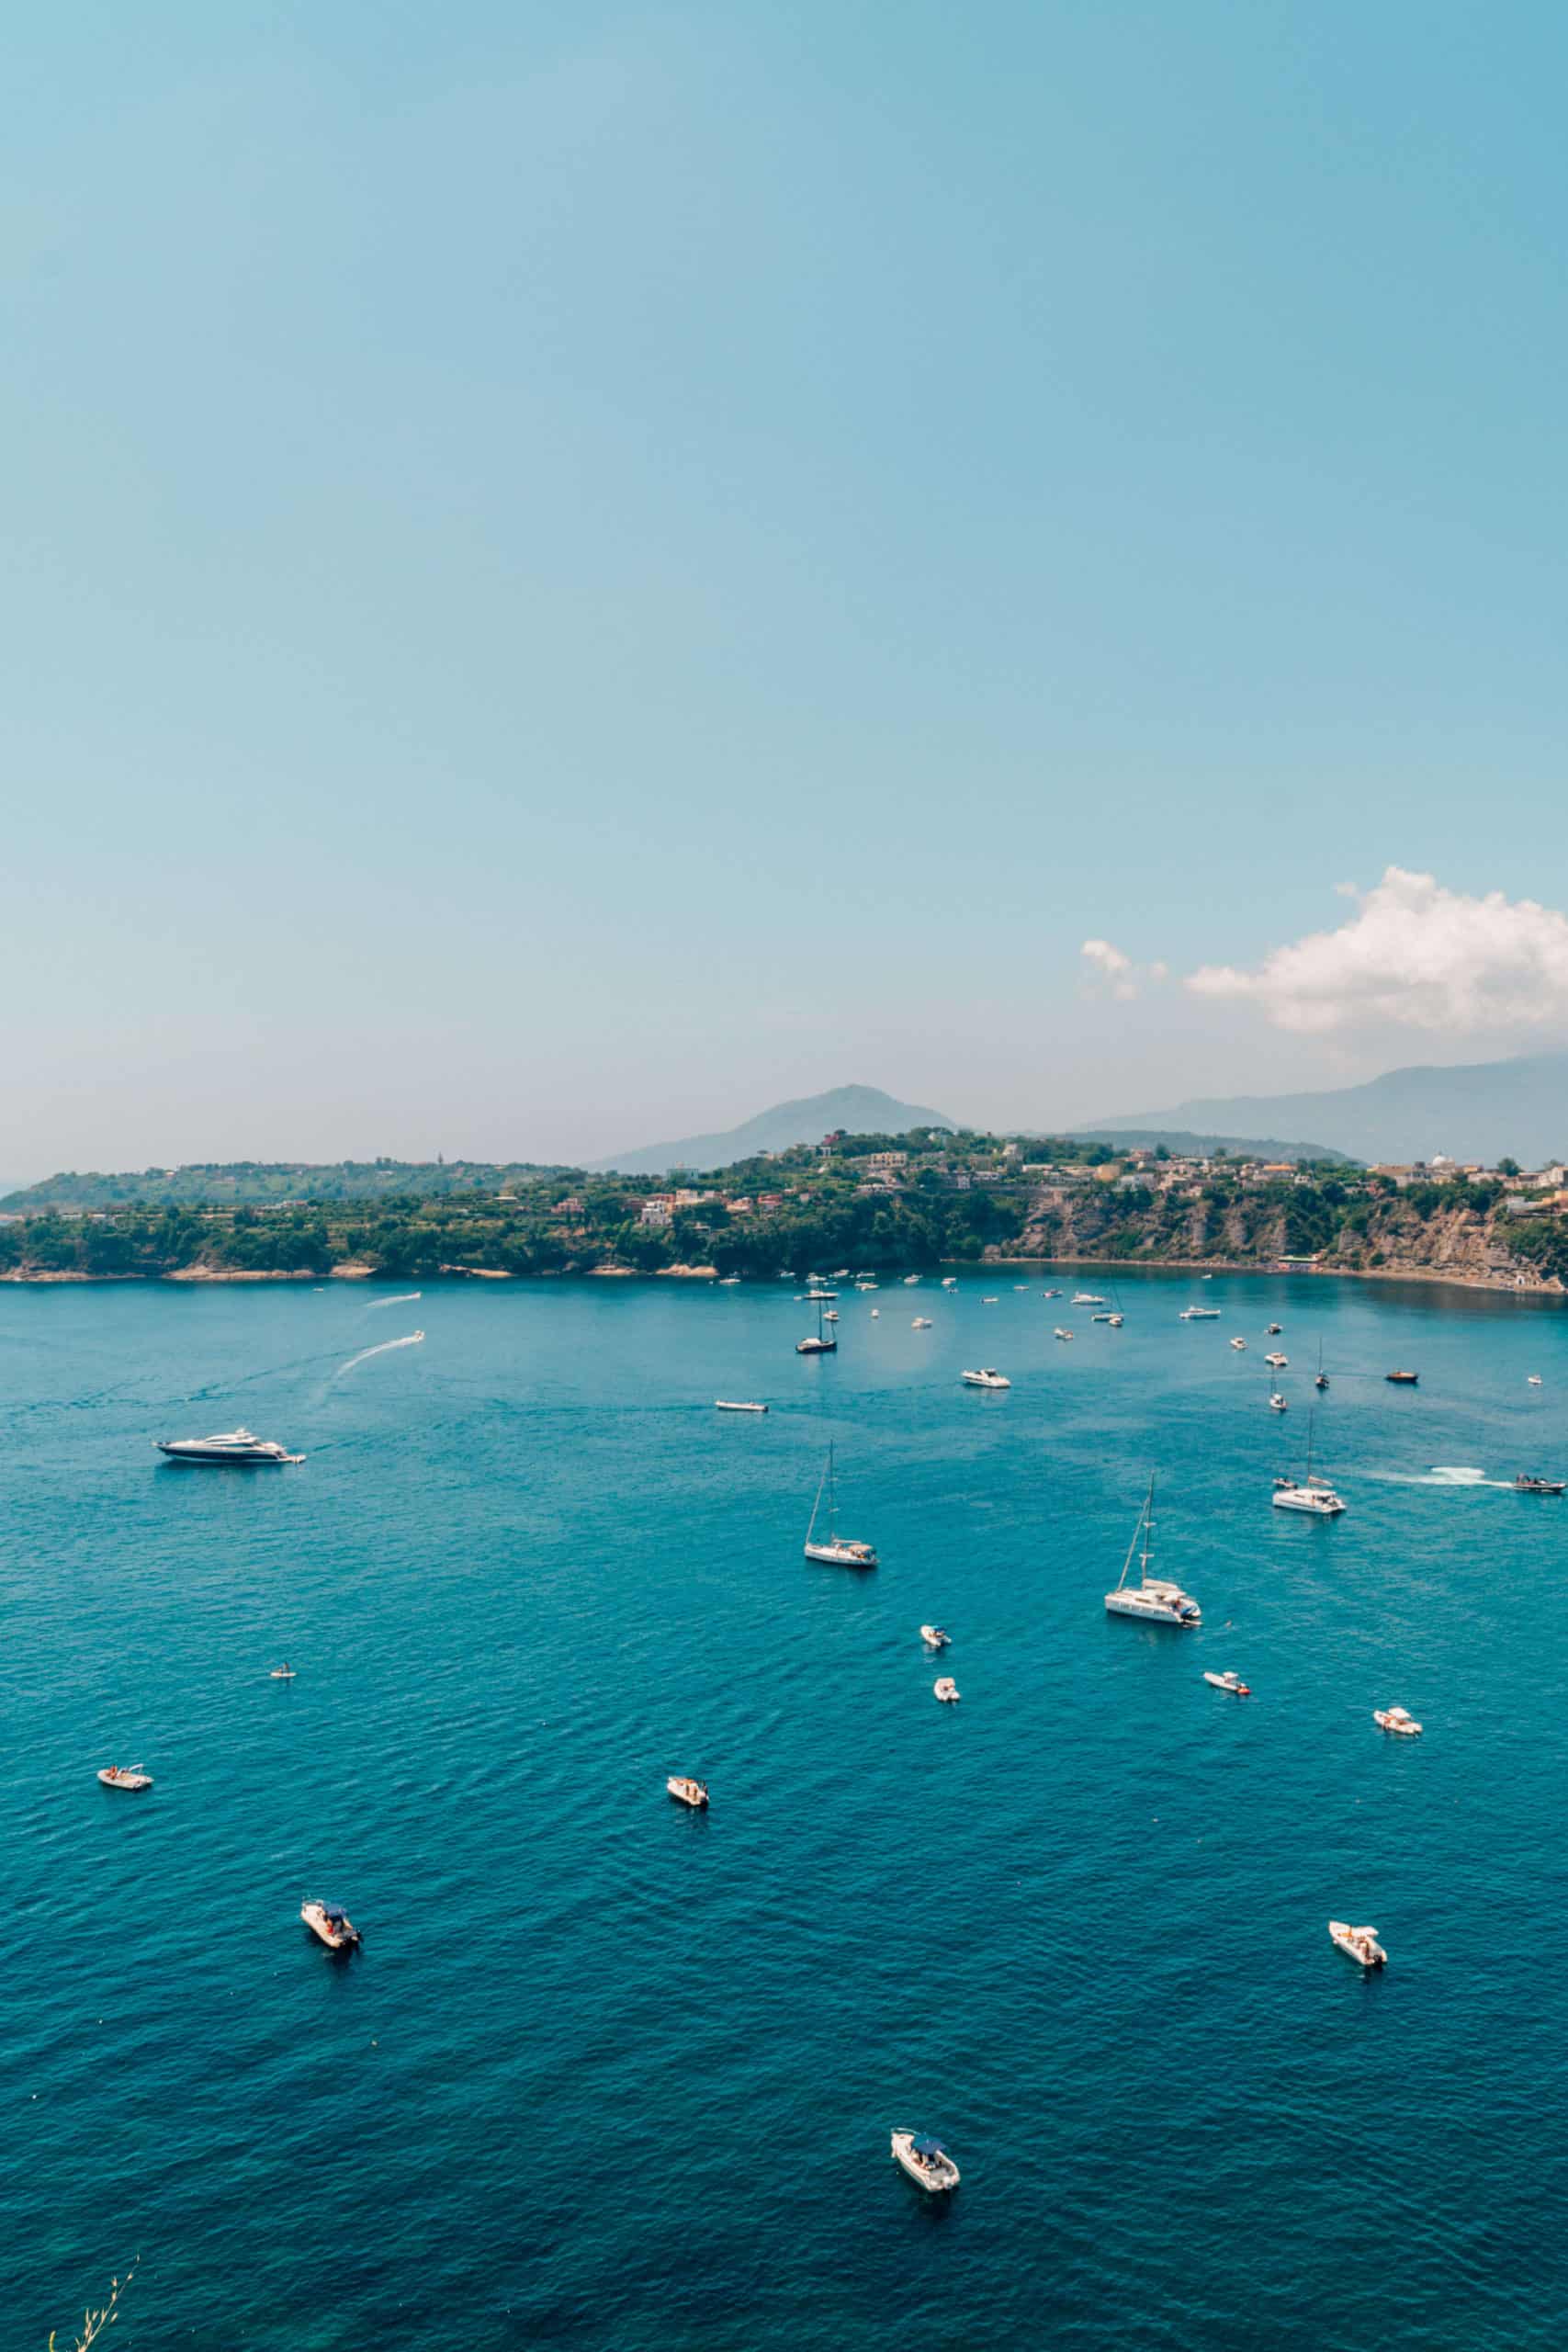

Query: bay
[3,1267,1564,2349]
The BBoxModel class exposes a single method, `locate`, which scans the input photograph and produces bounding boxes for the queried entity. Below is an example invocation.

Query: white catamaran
[804,1442,878,1567]
[1104,1476,1201,1625]
[1272,1410,1345,1514]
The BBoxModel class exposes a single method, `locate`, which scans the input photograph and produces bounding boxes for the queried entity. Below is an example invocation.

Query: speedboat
[1202,1670,1250,1695]
[717,1275,740,1285]
[1265,1351,1288,1369]
[716,1399,768,1413]
[301,1901,361,1951]
[1385,1370,1419,1385]
[1072,1292,1106,1306]
[1328,1919,1386,1969]
[1515,1474,1565,1495]
[870,1308,880,1318]
[1528,1374,1542,1386]
[941,1277,958,1289]
[96,1764,152,1791]
[1107,1313,1123,1327]
[822,1309,839,1322]
[269,1664,297,1679]
[891,2131,960,2192]
[831,1269,850,1280]
[1266,1323,1282,1335]
[911,1316,932,1329]
[667,1775,709,1808]
[1091,1310,1115,1322]
[804,1443,877,1566]
[1179,1306,1222,1321]
[1054,1328,1074,1341]
[1043,1288,1062,1298]
[1373,1706,1422,1736]
[1231,1338,1247,1351]
[154,1428,303,1464]
[1105,1478,1201,1625]
[1269,1393,1288,1412]
[903,1274,921,1285]
[932,1678,960,1702]
[920,1624,952,1648]
[981,1295,999,1305]
[961,1368,1010,1389]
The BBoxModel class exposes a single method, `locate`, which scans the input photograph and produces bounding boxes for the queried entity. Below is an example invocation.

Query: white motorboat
[1107,1313,1123,1327]
[667,1774,710,1808]
[831,1269,850,1280]
[269,1664,297,1679]
[932,1677,960,1702]
[1231,1338,1247,1351]
[903,1274,921,1285]
[1373,1706,1422,1736]
[1091,1311,1115,1322]
[1273,1413,1345,1514]
[823,1309,839,1322]
[981,1295,999,1304]
[804,1442,877,1567]
[911,1316,932,1329]
[891,2131,960,2192]
[1054,1327,1074,1341]
[1072,1292,1106,1306]
[154,1428,303,1464]
[1269,1393,1288,1412]
[870,1308,880,1317]
[716,1399,768,1413]
[1105,1477,1201,1625]
[301,1900,361,1951]
[941,1277,958,1289]
[1043,1288,1062,1297]
[961,1367,1010,1389]
[717,1275,740,1285]
[805,1289,839,1302]
[1328,1919,1386,1969]
[1179,1307,1221,1321]
[856,1282,878,1292]
[96,1764,152,1791]
[919,1624,952,1648]
[1265,1351,1288,1369]
[1528,1374,1542,1386]
[1266,1323,1282,1335]
[1202,1669,1250,1695]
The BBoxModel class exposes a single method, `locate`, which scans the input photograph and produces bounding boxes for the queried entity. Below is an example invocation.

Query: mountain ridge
[592,1084,955,1175]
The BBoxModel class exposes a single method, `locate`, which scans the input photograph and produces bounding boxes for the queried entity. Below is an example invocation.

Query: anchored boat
[301,1901,361,1951]
[1105,1477,1201,1626]
[804,1442,877,1567]
[1328,1919,1386,1969]
[155,1428,303,1464]
[891,2131,960,2191]
[667,1775,709,1808]
[96,1764,152,1791]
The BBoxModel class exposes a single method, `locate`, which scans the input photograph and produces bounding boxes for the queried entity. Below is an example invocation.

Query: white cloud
[1080,938,1140,1001]
[1187,866,1568,1035]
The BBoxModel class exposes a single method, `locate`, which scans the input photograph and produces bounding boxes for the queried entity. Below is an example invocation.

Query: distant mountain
[1063,1127,1351,1164]
[594,1085,956,1176]
[1087,1050,1568,1167]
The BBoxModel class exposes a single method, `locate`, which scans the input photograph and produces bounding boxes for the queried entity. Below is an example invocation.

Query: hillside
[1089,1051,1568,1167]
[0,1159,565,1213]
[1062,1126,1351,1164]
[592,1084,955,1175]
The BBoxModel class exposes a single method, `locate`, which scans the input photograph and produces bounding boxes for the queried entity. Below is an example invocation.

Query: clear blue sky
[5,1,1567,1171]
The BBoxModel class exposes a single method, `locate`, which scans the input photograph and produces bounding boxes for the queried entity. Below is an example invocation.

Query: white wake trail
[367,1292,422,1310]
[333,1331,425,1380]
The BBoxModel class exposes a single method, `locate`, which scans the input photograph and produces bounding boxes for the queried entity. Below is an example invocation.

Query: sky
[5,0,1568,1173]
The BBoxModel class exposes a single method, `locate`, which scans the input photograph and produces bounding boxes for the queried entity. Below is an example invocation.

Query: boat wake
[367,1292,422,1310]
[1379,1464,1512,1490]
[332,1332,425,1380]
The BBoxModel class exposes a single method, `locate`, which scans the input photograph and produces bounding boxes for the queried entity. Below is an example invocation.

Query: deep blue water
[4,1266,1566,2350]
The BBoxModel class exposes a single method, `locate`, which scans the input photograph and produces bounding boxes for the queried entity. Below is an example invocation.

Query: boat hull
[805,1542,877,1567]
[1272,1487,1345,1515]
[1104,1591,1200,1625]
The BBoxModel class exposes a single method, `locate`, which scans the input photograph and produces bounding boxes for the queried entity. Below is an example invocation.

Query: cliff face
[1003,1183,1561,1291]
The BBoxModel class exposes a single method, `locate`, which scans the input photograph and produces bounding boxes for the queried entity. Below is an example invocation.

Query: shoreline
[987,1253,1562,1300]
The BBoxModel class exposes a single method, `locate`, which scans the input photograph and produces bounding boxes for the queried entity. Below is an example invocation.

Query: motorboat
[822,1309,839,1322]
[717,1275,740,1286]
[912,1316,932,1329]
[1373,1706,1422,1736]
[1043,1288,1062,1298]
[301,1901,361,1951]
[1202,1670,1250,1695]
[1179,1306,1222,1321]
[932,1677,960,1702]
[961,1368,1010,1389]
[1266,1323,1282,1335]
[1231,1338,1247,1351]
[891,2131,960,2192]
[1105,1478,1201,1625]
[1272,1411,1344,1513]
[154,1428,303,1465]
[920,1624,952,1648]
[96,1764,152,1791]
[856,1282,878,1292]
[716,1399,768,1413]
[1107,1313,1123,1327]
[1072,1292,1106,1306]
[1054,1327,1074,1341]
[269,1664,298,1679]
[903,1274,921,1285]
[870,1308,880,1318]
[1528,1374,1542,1386]
[1328,1919,1386,1969]
[805,1289,839,1302]
[1385,1370,1419,1385]
[1265,1351,1288,1369]
[981,1295,999,1305]
[1269,1393,1288,1412]
[804,1442,877,1566]
[1091,1310,1115,1322]
[667,1775,709,1808]
[941,1277,958,1289]
[1515,1474,1565,1495]
[831,1269,850,1280]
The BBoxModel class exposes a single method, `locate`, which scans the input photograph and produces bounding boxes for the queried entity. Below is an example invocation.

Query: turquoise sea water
[4,1267,1566,2350]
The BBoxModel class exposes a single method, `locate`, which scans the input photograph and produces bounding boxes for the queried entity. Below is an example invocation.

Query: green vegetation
[0,1130,1560,1288]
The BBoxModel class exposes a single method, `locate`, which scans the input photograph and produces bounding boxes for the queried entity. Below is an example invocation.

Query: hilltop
[592,1084,956,1175]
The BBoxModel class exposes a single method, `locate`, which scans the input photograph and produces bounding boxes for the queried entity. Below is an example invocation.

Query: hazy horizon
[6,5,1568,1177]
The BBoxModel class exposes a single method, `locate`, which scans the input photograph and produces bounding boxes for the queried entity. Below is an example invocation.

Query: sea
[3,1266,1565,2351]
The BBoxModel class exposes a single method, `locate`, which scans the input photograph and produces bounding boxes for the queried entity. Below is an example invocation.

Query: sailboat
[804,1442,877,1566]
[1314,1341,1329,1392]
[795,1298,838,1355]
[1272,1409,1345,1514]
[1104,1476,1201,1624]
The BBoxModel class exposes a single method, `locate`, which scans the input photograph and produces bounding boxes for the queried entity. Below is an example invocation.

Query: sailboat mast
[1117,1476,1154,1592]
[827,1440,837,1538]
[807,1448,829,1544]
[1142,1474,1155,1576]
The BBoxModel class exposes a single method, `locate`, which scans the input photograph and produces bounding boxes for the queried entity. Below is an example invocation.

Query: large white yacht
[961,1367,1010,1389]
[1105,1477,1201,1625]
[804,1442,877,1567]
[154,1429,303,1465]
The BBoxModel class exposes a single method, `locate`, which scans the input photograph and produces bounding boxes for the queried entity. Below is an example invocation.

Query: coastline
[987,1253,1562,1300]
